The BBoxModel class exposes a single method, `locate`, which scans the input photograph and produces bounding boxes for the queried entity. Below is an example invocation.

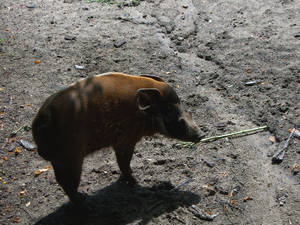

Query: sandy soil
[0,0,299,224]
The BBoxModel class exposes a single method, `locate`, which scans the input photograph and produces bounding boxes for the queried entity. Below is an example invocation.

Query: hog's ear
[136,88,161,114]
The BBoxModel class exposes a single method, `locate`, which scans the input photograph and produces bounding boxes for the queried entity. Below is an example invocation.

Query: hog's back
[32,73,165,161]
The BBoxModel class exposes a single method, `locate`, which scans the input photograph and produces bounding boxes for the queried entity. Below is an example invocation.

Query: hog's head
[137,85,205,143]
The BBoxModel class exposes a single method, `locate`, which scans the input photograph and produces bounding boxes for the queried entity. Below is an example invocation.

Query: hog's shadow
[35,179,200,225]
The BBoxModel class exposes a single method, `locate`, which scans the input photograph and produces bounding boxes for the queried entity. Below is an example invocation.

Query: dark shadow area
[35,179,200,225]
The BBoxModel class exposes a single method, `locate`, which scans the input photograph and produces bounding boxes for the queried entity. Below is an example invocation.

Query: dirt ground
[0,0,300,224]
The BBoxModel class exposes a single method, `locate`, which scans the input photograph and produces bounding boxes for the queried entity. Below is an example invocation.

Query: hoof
[119,174,138,186]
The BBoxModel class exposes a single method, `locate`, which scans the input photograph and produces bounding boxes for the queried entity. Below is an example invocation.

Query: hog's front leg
[114,145,136,184]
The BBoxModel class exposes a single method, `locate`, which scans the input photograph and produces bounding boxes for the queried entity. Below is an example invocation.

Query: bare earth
[0,0,300,224]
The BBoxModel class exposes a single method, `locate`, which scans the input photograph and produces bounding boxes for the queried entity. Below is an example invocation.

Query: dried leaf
[19,190,27,198]
[0,111,5,118]
[6,205,12,212]
[1,156,9,161]
[34,165,51,176]
[243,196,253,202]
[269,136,276,143]
[231,200,235,205]
[7,137,17,143]
[288,128,296,133]
[14,147,21,155]
[34,171,42,176]
[205,210,213,215]
[291,163,299,173]
[261,82,269,85]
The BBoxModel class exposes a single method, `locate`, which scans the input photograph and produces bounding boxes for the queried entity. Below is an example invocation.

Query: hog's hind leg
[52,155,84,205]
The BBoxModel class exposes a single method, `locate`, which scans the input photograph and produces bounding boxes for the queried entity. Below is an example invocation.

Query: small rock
[188,205,218,221]
[64,35,76,41]
[91,168,102,174]
[111,170,120,175]
[177,36,184,41]
[114,40,126,48]
[294,129,300,138]
[228,153,238,159]
[215,122,227,130]
[26,3,36,9]
[177,46,187,53]
[75,65,84,70]
[245,80,263,86]
[216,186,229,195]
[182,5,188,8]
[205,186,216,196]
[9,143,17,152]
[294,33,300,38]
[279,201,285,206]
[19,140,36,151]
[227,120,236,125]
[203,159,215,168]
[278,103,289,113]
[153,159,166,165]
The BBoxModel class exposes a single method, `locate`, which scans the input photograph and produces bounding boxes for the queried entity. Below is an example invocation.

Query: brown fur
[32,72,203,204]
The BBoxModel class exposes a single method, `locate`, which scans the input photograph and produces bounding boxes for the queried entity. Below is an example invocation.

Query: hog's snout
[192,129,206,143]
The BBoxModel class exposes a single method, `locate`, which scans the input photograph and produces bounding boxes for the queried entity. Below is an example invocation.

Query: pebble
[153,159,166,165]
[114,40,127,48]
[26,3,36,9]
[217,186,229,195]
[64,35,76,41]
[203,159,215,168]
[19,140,36,151]
[215,122,227,130]
[294,33,300,38]
[75,65,84,70]
[9,143,17,152]
[177,36,184,41]
[279,201,285,206]
[245,80,263,86]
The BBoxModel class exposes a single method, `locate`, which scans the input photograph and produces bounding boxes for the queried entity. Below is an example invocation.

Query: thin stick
[179,125,268,147]
[200,125,268,143]
[10,125,25,137]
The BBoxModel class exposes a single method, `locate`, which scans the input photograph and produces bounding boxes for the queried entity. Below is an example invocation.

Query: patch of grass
[129,0,141,6]
[0,38,4,44]
[88,0,115,4]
